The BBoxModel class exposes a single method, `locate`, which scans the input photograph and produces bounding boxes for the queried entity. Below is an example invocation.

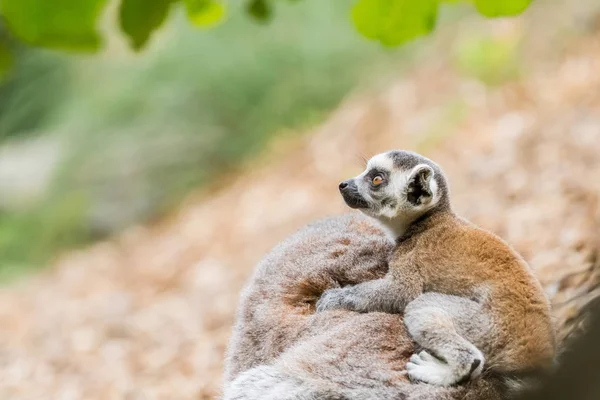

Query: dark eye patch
[365,168,389,189]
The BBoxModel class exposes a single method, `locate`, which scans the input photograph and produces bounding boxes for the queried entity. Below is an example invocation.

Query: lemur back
[395,212,555,372]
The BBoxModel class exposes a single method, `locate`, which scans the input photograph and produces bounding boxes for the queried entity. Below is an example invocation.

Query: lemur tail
[223,365,507,400]
[222,365,349,400]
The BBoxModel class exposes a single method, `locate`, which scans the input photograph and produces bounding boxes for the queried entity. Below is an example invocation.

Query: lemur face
[339,150,445,225]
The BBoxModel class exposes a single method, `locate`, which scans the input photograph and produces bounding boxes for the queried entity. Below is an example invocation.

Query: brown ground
[1,3,600,399]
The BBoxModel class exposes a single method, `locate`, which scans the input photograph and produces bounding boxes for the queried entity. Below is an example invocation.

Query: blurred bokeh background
[0,0,599,398]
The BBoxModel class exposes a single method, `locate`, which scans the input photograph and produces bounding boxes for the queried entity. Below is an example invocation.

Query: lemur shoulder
[317,150,556,387]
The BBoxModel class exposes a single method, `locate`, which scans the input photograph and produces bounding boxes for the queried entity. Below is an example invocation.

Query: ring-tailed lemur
[316,150,556,387]
[223,214,506,400]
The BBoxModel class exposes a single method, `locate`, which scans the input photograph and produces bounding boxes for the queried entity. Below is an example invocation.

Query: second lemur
[317,150,556,387]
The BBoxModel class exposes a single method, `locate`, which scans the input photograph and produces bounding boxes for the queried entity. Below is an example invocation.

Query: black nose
[339,181,349,191]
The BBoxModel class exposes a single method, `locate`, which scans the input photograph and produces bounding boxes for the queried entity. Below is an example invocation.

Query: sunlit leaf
[0,0,108,51]
[184,0,226,27]
[0,39,12,81]
[474,0,532,17]
[120,0,176,51]
[246,0,272,22]
[352,0,439,46]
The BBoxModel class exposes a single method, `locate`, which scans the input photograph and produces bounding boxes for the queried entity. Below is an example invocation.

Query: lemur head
[339,150,451,239]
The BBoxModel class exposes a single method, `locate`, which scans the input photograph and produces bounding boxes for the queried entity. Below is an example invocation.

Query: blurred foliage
[1,0,109,51]
[184,0,227,27]
[0,38,11,80]
[246,0,272,22]
[352,0,438,46]
[120,0,176,50]
[0,49,69,140]
[0,192,90,277]
[0,0,533,66]
[0,0,533,272]
[454,32,522,85]
[474,0,532,17]
[0,1,408,271]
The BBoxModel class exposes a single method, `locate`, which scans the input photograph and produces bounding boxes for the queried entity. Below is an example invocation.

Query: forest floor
[1,3,600,399]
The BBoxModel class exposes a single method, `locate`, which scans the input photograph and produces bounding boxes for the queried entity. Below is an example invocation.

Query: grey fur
[404,293,491,385]
[225,364,503,400]
[388,150,451,211]
[223,214,506,399]
[316,277,419,314]
[316,285,489,385]
[317,151,489,386]
[224,214,394,382]
[317,150,555,388]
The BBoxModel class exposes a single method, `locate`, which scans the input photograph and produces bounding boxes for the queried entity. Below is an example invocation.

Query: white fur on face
[351,153,441,238]
[353,153,396,208]
[366,152,395,172]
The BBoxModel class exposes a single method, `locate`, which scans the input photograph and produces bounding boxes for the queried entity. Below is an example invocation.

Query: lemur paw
[316,288,354,312]
[406,350,484,386]
[407,351,456,386]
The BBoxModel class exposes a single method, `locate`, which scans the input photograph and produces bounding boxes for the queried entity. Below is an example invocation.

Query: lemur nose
[339,181,349,191]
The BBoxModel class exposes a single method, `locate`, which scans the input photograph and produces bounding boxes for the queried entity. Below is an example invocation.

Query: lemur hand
[316,287,356,312]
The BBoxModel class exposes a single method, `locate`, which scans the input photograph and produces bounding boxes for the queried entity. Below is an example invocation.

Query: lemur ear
[406,164,435,206]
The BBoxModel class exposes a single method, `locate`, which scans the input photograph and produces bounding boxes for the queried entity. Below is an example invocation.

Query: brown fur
[392,210,557,374]
[224,214,392,381]
[224,214,507,399]
[323,150,557,383]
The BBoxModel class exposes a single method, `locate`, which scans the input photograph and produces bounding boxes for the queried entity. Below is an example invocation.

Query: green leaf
[0,39,12,81]
[246,0,272,22]
[120,0,176,51]
[0,0,109,51]
[184,0,227,27]
[352,0,439,46]
[474,0,532,17]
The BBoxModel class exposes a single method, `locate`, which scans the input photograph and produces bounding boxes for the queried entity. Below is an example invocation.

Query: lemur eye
[372,176,383,186]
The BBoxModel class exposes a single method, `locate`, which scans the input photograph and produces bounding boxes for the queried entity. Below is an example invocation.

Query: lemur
[224,213,506,400]
[316,150,556,387]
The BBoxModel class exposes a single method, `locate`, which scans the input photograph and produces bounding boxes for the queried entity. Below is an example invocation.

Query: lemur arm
[316,271,423,314]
